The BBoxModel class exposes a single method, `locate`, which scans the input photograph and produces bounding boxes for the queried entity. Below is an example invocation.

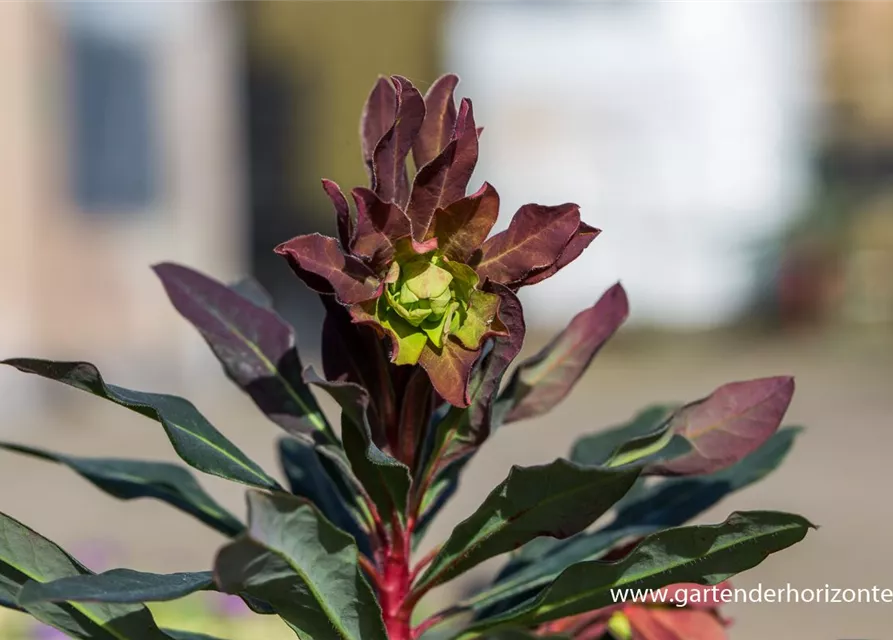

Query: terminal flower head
[276,75,599,406]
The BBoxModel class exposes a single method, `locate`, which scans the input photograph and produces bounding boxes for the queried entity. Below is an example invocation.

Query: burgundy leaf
[647,377,795,476]
[434,182,500,262]
[372,76,425,207]
[321,295,395,445]
[396,367,434,466]
[503,283,629,423]
[360,76,397,174]
[321,179,353,250]
[521,221,601,287]
[275,234,382,304]
[412,73,459,169]
[350,187,411,270]
[418,338,481,408]
[467,283,525,443]
[475,202,581,287]
[406,98,479,241]
[154,263,328,437]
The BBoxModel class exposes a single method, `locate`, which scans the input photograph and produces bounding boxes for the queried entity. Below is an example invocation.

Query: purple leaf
[396,368,434,465]
[418,338,481,408]
[412,74,459,169]
[406,98,479,241]
[647,376,795,476]
[275,234,382,304]
[321,179,353,250]
[475,202,581,287]
[350,186,411,271]
[434,182,500,262]
[360,77,397,175]
[502,283,629,423]
[153,263,329,437]
[372,76,425,207]
[520,221,601,287]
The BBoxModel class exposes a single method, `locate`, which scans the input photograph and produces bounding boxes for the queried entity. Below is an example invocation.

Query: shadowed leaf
[418,337,481,408]
[465,511,814,632]
[2,359,279,491]
[501,283,629,423]
[214,492,387,640]
[414,459,640,594]
[647,377,795,476]
[350,187,411,270]
[0,442,243,537]
[0,511,171,639]
[322,179,354,250]
[475,202,580,287]
[19,570,214,605]
[570,406,676,468]
[154,262,330,437]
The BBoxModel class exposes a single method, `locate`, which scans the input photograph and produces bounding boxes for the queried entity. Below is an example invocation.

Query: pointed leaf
[360,77,397,171]
[434,182,500,262]
[372,76,425,207]
[418,337,480,408]
[570,406,676,468]
[322,179,354,251]
[647,377,795,476]
[521,222,601,287]
[0,442,243,537]
[19,570,214,605]
[154,262,330,437]
[414,460,640,593]
[501,284,629,423]
[413,73,459,169]
[214,492,387,640]
[2,359,279,490]
[406,98,480,240]
[275,234,382,304]
[0,511,171,639]
[465,511,814,632]
[278,436,372,557]
[305,369,411,520]
[475,203,581,287]
[350,187,411,270]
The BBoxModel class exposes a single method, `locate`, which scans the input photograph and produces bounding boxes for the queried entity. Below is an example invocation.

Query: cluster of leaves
[0,75,812,640]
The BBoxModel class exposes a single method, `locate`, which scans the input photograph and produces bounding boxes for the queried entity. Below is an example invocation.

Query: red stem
[378,516,414,640]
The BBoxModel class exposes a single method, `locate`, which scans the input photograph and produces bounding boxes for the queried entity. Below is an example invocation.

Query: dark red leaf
[372,76,425,207]
[154,263,328,437]
[350,187,411,271]
[396,368,434,466]
[275,234,382,304]
[502,283,629,423]
[412,74,459,169]
[321,179,353,250]
[360,76,397,174]
[434,182,500,262]
[521,222,601,287]
[418,338,481,408]
[627,606,728,640]
[475,202,581,287]
[406,98,479,241]
[647,377,795,477]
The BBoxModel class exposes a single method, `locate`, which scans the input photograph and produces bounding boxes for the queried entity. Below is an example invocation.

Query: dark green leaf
[306,369,411,521]
[569,405,676,468]
[414,460,640,593]
[154,262,330,437]
[0,442,243,537]
[2,359,279,491]
[163,632,228,640]
[214,491,387,640]
[0,511,170,639]
[278,436,372,557]
[464,511,814,633]
[19,570,213,605]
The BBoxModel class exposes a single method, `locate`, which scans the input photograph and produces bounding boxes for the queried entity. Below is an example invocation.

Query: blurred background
[1,2,891,638]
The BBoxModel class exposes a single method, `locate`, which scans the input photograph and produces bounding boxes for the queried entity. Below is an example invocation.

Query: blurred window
[69,33,157,212]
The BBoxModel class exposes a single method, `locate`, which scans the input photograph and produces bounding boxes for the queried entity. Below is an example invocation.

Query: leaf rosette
[275,75,598,407]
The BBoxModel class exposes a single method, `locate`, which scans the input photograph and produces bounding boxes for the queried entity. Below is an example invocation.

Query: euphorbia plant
[0,75,812,640]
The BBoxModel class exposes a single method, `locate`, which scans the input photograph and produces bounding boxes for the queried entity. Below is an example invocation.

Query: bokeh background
[1,2,892,638]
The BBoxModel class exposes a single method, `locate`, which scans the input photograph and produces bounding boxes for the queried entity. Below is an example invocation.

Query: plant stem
[379,517,414,640]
